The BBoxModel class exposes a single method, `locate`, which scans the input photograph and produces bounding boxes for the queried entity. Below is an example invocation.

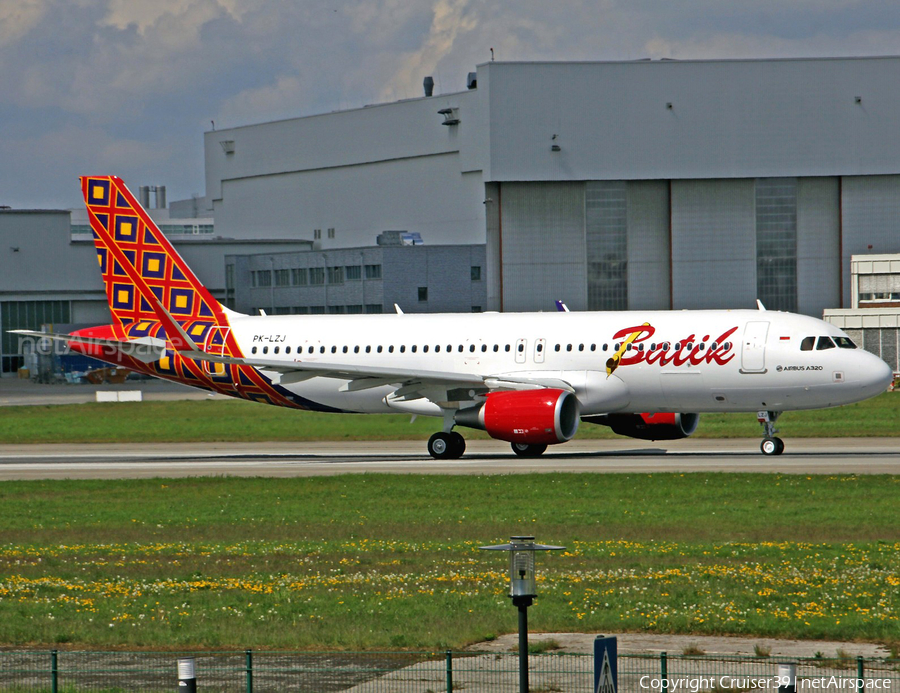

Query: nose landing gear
[757,410,784,455]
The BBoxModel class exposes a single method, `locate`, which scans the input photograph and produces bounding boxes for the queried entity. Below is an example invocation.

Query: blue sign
[594,636,618,693]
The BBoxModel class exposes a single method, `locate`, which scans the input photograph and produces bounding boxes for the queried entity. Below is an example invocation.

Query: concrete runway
[0,438,897,479]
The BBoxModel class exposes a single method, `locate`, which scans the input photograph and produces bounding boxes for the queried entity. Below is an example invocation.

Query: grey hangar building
[4,56,900,374]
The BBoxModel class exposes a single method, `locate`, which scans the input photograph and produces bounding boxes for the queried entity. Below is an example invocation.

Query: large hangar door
[499,182,586,312]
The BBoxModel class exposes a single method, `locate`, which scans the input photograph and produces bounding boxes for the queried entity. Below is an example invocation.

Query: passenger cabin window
[251,346,257,354]
[816,336,836,350]
[800,337,815,351]
[835,337,857,349]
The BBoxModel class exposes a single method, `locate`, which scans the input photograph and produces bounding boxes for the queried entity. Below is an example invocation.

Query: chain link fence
[0,649,898,692]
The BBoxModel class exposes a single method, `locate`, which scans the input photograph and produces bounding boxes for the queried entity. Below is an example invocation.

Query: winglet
[756,299,767,311]
[555,300,569,312]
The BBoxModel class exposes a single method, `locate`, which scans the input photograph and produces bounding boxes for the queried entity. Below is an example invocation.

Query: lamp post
[480,536,564,693]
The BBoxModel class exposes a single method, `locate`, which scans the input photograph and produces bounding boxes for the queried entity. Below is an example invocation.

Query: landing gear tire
[448,431,466,458]
[511,442,548,458]
[428,431,466,460]
[760,437,785,456]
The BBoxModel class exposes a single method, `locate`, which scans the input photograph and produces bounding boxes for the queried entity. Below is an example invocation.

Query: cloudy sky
[3,0,900,209]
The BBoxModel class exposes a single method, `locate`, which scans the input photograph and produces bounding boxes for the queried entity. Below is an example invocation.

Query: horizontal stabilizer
[9,330,167,364]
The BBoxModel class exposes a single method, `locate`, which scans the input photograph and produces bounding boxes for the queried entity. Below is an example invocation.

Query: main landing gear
[427,431,466,460]
[757,410,785,456]
[427,432,550,459]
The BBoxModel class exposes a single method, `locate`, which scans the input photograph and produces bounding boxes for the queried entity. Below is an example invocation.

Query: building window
[255,270,272,287]
[327,228,335,239]
[225,264,235,291]
[365,304,383,314]
[365,264,382,280]
[275,269,290,287]
[347,305,363,314]
[328,305,346,314]
[310,306,326,314]
[313,229,321,240]
[291,268,307,286]
[327,266,344,284]
[756,178,798,313]
[471,266,482,281]
[345,265,361,281]
[418,287,428,302]
[471,306,482,313]
[310,268,325,285]
[294,306,309,314]
[586,181,628,311]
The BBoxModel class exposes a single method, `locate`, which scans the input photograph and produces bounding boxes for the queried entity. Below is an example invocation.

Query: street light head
[479,535,565,600]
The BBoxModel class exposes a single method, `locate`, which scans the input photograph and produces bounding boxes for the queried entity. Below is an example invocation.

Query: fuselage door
[534,338,546,364]
[515,338,527,364]
[741,321,769,373]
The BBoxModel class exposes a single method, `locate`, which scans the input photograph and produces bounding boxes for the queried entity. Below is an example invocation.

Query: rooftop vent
[467,72,477,89]
[423,76,434,97]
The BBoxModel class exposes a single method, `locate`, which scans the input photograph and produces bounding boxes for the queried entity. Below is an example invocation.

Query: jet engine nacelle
[455,389,580,445]
[583,412,700,441]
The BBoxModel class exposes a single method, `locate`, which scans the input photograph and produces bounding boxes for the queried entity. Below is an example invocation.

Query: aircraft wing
[177,349,575,396]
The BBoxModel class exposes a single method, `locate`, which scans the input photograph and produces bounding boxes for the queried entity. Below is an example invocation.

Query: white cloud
[0,0,48,44]
[217,74,306,125]
[5,0,900,208]
[380,0,478,102]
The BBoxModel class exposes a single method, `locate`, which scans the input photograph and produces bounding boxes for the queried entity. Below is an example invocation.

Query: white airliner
[14,177,893,459]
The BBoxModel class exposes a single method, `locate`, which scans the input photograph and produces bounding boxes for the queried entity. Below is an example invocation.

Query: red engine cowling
[584,412,700,441]
[455,389,580,445]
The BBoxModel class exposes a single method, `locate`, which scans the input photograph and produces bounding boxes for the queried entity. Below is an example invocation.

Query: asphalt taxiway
[0,438,897,479]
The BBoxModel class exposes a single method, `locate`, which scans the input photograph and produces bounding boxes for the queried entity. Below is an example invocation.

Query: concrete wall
[483,58,900,182]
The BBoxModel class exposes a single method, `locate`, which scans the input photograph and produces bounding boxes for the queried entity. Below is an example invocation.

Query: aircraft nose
[859,352,894,397]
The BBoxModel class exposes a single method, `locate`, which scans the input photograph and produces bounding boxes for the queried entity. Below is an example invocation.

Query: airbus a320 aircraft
[14,176,893,459]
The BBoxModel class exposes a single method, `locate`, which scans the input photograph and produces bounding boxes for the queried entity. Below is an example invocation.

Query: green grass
[0,392,896,444]
[1,473,899,649]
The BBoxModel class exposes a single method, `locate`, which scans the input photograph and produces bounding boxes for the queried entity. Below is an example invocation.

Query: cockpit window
[816,336,836,350]
[834,336,857,349]
[800,337,815,351]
